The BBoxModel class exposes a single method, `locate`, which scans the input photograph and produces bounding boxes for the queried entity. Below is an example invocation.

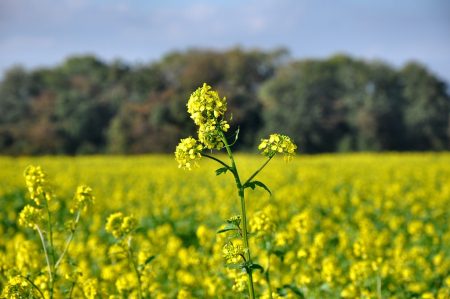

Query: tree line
[0,48,448,155]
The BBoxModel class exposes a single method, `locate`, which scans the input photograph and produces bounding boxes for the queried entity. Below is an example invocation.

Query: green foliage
[0,50,448,154]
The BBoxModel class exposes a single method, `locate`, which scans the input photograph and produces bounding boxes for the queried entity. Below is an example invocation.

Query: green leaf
[243,181,255,190]
[144,255,156,265]
[225,263,244,270]
[280,284,305,298]
[248,263,264,273]
[243,181,272,195]
[215,167,229,176]
[253,181,272,195]
[229,127,240,146]
[217,223,238,234]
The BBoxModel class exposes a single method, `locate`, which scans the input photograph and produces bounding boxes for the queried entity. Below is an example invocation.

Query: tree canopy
[0,49,448,154]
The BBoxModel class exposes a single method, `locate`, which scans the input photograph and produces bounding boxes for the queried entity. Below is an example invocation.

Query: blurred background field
[1,153,450,297]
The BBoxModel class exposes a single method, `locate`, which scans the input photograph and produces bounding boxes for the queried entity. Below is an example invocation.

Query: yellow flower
[231,271,247,293]
[106,212,137,239]
[18,205,43,229]
[121,215,138,235]
[250,211,275,237]
[258,134,297,160]
[197,119,230,149]
[175,137,203,170]
[187,83,227,126]
[223,241,244,264]
[73,184,95,212]
[23,165,50,205]
[1,276,38,298]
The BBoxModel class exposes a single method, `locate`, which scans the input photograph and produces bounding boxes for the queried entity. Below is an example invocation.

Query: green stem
[20,275,46,299]
[127,236,143,299]
[35,225,53,296]
[55,208,81,269]
[43,192,55,299]
[266,252,273,299]
[68,276,77,299]
[220,131,256,299]
[203,153,231,170]
[377,271,382,299]
[244,156,273,186]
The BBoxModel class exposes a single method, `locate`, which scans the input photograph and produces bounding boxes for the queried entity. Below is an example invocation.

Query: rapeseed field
[1,153,449,298]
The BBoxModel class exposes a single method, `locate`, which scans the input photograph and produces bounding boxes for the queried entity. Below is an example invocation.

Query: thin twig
[244,156,273,186]
[203,153,231,170]
[20,275,46,299]
[35,225,53,284]
[55,209,81,269]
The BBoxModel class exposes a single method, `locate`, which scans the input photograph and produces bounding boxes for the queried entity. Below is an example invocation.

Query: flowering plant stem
[127,236,143,299]
[221,131,255,299]
[55,208,81,269]
[203,131,277,298]
[43,192,55,299]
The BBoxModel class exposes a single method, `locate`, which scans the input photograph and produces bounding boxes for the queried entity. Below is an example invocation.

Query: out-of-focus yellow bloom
[18,205,43,229]
[1,276,38,299]
[116,273,138,295]
[82,278,99,299]
[73,184,95,211]
[250,211,275,237]
[228,270,247,293]
[223,241,244,264]
[290,210,313,235]
[105,212,137,239]
[23,165,50,205]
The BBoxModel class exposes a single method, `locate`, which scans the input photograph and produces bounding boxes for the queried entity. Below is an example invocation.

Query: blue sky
[1,0,449,83]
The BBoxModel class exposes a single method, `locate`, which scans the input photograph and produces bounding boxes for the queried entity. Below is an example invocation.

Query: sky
[1,0,450,83]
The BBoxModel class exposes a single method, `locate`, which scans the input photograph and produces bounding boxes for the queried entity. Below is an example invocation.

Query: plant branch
[203,153,231,170]
[219,130,256,299]
[244,156,273,186]
[36,225,53,286]
[55,208,81,269]
[20,275,46,299]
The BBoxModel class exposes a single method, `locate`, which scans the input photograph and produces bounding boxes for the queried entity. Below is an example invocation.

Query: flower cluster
[187,83,227,126]
[1,276,39,299]
[105,212,138,239]
[250,211,275,237]
[175,137,204,170]
[24,165,50,205]
[227,215,241,227]
[18,205,43,229]
[258,134,297,161]
[175,84,232,168]
[198,119,230,149]
[73,184,95,212]
[222,241,244,264]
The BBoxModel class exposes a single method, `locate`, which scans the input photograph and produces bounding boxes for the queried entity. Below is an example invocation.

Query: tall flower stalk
[18,166,94,299]
[175,83,297,298]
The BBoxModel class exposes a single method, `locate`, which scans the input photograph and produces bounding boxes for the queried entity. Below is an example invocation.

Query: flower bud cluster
[105,212,138,239]
[73,184,95,212]
[187,83,227,126]
[250,211,275,237]
[24,165,50,206]
[18,205,43,229]
[176,83,231,169]
[175,137,204,170]
[258,134,297,161]
[222,241,244,264]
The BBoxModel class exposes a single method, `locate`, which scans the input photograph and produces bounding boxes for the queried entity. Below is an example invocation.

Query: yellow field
[1,153,450,298]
